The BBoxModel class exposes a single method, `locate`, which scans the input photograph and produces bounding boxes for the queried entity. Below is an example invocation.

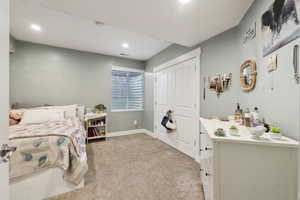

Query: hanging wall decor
[243,22,256,44]
[240,60,257,92]
[262,0,300,57]
[267,54,278,72]
[208,73,232,97]
[293,44,300,83]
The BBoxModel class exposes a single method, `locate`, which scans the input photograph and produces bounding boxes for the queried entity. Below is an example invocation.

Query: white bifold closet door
[156,58,197,158]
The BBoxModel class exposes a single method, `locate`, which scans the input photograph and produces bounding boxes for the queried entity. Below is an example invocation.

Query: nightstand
[84,113,107,142]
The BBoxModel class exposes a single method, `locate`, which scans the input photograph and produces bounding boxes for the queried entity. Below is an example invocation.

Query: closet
[154,48,201,159]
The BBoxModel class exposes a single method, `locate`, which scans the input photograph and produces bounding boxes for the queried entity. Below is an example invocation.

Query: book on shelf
[87,128,94,137]
[87,127,106,138]
[87,119,106,127]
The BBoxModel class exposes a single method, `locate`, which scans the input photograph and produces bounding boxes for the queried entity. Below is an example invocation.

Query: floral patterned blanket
[9,118,88,185]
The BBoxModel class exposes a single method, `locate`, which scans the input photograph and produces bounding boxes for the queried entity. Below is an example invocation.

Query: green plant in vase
[95,104,106,114]
[229,125,239,136]
[215,128,226,137]
[271,127,280,133]
[270,127,282,140]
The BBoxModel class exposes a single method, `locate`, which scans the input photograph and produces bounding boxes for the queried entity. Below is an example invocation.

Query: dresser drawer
[200,157,214,200]
[199,126,214,159]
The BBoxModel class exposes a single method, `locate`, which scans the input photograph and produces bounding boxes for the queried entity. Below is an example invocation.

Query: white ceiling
[10,0,254,60]
[10,0,171,60]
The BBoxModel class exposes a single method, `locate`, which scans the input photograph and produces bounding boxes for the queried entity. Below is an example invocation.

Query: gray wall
[237,0,299,140]
[10,41,145,132]
[144,0,300,140]
[144,44,193,131]
[199,28,242,119]
[9,0,300,139]
[144,28,241,131]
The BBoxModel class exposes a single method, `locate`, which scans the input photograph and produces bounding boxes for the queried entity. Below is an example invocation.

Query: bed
[8,105,88,200]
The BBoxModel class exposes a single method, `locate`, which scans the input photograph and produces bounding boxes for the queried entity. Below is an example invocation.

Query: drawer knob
[200,132,205,135]
[200,148,204,152]
[200,168,204,172]
[205,147,212,151]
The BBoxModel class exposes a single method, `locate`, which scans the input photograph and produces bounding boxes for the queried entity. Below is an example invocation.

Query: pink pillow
[9,118,19,126]
[9,111,23,120]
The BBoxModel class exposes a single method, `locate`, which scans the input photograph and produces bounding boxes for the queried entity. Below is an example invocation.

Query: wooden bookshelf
[85,113,107,142]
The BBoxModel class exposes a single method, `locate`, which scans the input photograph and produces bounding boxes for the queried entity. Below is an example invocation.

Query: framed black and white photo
[262,0,300,57]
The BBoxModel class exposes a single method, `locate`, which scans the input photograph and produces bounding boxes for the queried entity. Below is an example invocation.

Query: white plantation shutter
[112,68,144,111]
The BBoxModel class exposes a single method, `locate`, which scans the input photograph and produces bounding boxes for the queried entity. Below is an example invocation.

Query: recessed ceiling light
[122,43,129,49]
[179,0,191,5]
[30,24,41,32]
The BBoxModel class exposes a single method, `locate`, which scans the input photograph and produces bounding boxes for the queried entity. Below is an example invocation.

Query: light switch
[267,54,277,72]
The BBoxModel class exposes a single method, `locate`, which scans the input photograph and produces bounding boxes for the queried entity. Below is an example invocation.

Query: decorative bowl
[249,126,266,139]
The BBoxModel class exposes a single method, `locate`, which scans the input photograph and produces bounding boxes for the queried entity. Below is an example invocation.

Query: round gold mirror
[240,60,257,91]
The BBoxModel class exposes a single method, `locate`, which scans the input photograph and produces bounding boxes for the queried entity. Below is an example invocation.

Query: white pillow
[20,109,65,125]
[37,104,78,119]
[53,105,77,118]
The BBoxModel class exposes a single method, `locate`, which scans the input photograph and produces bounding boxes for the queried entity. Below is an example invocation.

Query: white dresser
[199,118,298,200]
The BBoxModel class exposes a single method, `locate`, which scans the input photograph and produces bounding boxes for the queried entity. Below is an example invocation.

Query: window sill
[111,109,144,113]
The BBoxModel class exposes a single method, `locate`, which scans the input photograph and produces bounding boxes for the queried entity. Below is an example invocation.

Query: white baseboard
[107,129,155,138]
[142,129,155,137]
[107,129,145,137]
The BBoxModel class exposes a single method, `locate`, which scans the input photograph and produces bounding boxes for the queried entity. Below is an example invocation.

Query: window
[112,67,144,111]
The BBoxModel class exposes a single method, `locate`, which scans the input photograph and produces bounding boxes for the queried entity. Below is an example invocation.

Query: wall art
[208,73,232,97]
[262,0,300,57]
[267,54,278,72]
[243,22,256,43]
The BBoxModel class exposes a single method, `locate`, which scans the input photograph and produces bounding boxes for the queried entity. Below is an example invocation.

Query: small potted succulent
[214,128,226,137]
[228,125,239,136]
[270,127,282,140]
[94,104,106,114]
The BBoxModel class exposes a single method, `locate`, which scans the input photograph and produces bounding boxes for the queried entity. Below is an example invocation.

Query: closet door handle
[205,172,211,177]
[205,147,212,151]
[199,168,204,177]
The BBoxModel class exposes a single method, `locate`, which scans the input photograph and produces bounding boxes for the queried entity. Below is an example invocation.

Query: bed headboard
[12,103,86,121]
[11,103,52,109]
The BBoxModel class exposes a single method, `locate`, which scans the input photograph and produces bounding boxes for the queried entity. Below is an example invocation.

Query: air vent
[95,21,104,28]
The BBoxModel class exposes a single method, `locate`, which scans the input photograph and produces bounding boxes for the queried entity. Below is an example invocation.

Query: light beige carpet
[48,133,204,200]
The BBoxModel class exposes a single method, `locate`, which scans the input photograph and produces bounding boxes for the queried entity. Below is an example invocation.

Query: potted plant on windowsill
[95,104,106,114]
[270,127,282,140]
